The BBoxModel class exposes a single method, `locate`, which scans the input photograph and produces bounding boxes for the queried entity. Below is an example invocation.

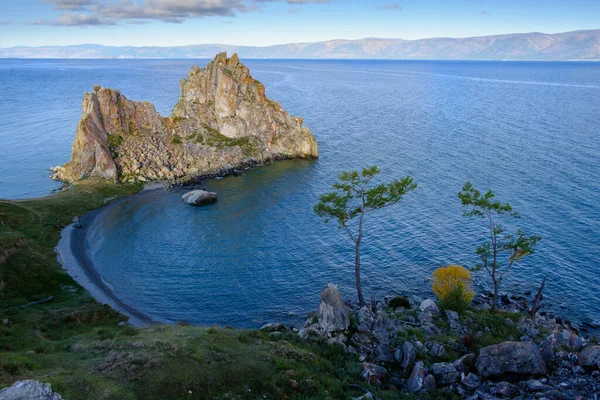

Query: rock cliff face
[52,52,318,183]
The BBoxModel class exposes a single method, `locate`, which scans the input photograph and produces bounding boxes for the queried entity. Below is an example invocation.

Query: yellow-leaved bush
[432,264,474,312]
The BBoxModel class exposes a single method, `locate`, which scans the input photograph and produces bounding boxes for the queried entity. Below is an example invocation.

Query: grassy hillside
[0,182,449,399]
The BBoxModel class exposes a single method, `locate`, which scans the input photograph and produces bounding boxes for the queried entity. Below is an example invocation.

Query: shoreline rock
[294,285,600,398]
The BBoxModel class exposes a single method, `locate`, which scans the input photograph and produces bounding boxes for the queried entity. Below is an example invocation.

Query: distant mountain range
[2,29,599,60]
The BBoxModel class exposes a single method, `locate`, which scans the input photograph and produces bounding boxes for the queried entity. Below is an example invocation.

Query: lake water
[1,59,599,328]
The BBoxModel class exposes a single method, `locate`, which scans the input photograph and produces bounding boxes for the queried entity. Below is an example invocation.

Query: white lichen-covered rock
[52,52,318,183]
[317,284,350,332]
[0,380,64,400]
[181,190,217,206]
[419,299,440,317]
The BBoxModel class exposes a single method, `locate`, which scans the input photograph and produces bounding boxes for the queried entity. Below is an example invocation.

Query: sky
[0,0,599,48]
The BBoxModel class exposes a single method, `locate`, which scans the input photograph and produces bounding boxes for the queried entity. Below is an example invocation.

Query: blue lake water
[1,59,599,328]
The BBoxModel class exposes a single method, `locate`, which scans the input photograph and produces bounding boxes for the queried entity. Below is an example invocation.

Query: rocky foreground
[262,284,600,399]
[51,52,318,184]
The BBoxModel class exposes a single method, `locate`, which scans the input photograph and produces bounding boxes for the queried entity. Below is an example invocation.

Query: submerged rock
[181,190,217,206]
[52,52,318,183]
[317,284,350,332]
[0,380,64,400]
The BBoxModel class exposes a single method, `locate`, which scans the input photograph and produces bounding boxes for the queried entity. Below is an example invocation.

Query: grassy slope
[0,181,520,399]
[0,182,423,399]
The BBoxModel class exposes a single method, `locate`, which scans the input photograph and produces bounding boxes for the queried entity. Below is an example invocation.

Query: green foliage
[187,125,259,157]
[107,134,123,158]
[458,181,541,312]
[439,285,472,313]
[389,296,411,309]
[314,166,416,304]
[468,310,523,350]
[170,135,182,145]
[314,166,417,229]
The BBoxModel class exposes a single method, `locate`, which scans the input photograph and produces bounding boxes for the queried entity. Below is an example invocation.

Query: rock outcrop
[52,52,318,183]
[476,341,548,378]
[317,284,350,332]
[0,380,64,400]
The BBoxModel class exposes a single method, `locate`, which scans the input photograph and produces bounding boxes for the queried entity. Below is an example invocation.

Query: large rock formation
[52,52,318,183]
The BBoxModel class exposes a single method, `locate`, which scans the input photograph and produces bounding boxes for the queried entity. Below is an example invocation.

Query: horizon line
[3,28,599,50]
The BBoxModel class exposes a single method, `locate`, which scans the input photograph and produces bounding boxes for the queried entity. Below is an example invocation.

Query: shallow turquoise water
[1,59,599,327]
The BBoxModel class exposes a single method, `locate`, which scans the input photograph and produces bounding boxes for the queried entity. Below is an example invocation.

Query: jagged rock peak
[52,52,318,183]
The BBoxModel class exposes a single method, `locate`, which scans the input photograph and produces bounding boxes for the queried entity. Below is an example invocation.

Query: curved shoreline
[56,188,162,327]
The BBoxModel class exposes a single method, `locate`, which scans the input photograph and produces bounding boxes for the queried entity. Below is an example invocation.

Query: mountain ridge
[2,29,600,60]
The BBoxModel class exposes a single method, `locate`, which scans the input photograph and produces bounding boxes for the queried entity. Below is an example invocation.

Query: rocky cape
[262,285,600,399]
[51,52,318,184]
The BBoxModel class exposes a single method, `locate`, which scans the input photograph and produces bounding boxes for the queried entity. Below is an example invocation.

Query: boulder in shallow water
[0,380,64,400]
[181,190,217,206]
[317,284,350,332]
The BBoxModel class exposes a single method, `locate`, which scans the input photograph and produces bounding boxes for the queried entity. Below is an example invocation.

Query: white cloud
[34,0,331,26]
[41,0,94,11]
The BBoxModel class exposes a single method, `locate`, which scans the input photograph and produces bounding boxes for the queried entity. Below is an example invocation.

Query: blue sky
[1,0,599,48]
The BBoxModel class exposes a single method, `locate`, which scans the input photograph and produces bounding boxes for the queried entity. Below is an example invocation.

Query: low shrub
[389,295,411,309]
[432,265,474,312]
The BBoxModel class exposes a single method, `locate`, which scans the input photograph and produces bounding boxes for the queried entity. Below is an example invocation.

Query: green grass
[187,125,260,157]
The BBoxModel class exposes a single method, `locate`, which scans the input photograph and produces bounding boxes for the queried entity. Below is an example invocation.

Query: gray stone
[476,341,548,378]
[375,344,394,363]
[393,345,403,362]
[454,353,476,373]
[578,346,600,370]
[422,374,436,392]
[495,381,520,398]
[317,284,350,332]
[401,341,417,370]
[352,393,374,400]
[461,373,481,391]
[419,299,440,317]
[260,322,287,332]
[431,362,459,385]
[428,342,446,358]
[361,362,387,386]
[406,361,426,393]
[181,190,217,206]
[523,379,546,392]
[0,380,64,400]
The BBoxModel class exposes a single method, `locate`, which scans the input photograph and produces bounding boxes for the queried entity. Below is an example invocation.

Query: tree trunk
[355,239,364,306]
[490,279,499,313]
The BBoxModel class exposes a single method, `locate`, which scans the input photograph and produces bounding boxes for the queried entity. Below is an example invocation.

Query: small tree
[314,166,417,306]
[458,181,541,312]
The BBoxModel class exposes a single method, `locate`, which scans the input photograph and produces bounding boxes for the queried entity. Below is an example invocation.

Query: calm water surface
[1,59,599,327]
